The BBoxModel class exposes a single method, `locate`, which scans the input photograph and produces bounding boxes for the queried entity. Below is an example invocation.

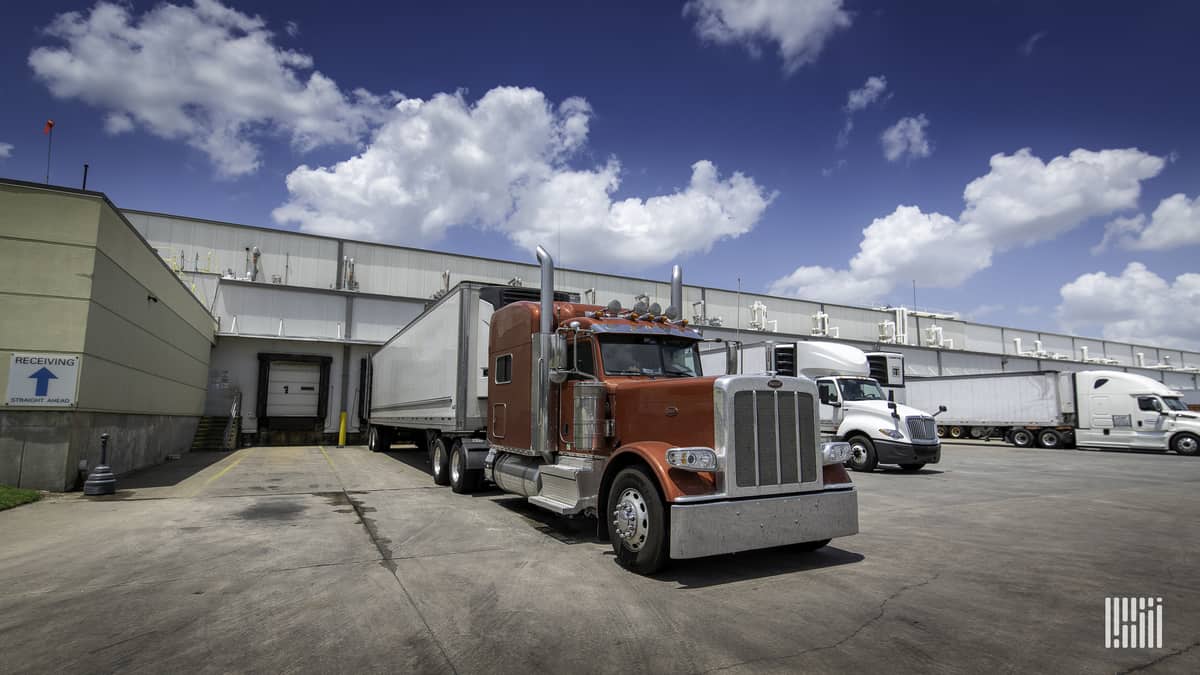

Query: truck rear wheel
[430,436,451,486]
[1171,432,1200,456]
[846,435,878,472]
[1037,429,1062,449]
[1011,429,1035,448]
[608,466,668,575]
[449,441,482,493]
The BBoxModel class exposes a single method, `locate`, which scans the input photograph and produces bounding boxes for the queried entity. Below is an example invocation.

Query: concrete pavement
[1,442,1198,673]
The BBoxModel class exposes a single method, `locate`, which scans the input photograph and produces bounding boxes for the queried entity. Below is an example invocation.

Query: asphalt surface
[1,441,1198,674]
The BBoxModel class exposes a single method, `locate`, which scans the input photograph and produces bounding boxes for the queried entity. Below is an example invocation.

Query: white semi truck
[703,341,943,472]
[904,370,1200,455]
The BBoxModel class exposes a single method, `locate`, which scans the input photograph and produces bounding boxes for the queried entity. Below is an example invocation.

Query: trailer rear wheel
[936,426,946,438]
[846,436,878,472]
[608,466,668,575]
[368,425,392,453]
[1171,432,1200,456]
[449,441,483,493]
[948,426,964,438]
[1011,428,1035,448]
[1037,429,1062,449]
[430,437,451,486]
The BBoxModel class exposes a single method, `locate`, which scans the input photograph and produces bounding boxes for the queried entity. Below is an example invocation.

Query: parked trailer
[368,248,859,574]
[905,370,1200,454]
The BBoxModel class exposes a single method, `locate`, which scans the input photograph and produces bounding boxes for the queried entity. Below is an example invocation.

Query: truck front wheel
[846,436,878,472]
[430,436,451,486]
[1171,433,1200,456]
[608,466,668,575]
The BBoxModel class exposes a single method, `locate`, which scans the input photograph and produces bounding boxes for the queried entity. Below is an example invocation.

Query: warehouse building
[3,176,1198,489]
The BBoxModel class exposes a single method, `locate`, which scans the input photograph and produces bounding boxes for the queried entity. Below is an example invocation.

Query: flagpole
[45,125,53,184]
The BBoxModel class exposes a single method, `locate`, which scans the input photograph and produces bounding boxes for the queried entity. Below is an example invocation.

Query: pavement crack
[1118,638,1200,674]
[701,573,942,674]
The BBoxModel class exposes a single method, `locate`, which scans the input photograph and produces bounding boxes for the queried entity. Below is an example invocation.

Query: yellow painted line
[318,445,337,471]
[188,451,248,497]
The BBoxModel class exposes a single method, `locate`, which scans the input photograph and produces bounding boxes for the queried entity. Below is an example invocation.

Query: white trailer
[906,370,1200,454]
[366,282,575,464]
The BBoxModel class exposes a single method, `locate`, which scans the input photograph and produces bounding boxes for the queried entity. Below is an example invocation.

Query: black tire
[368,425,392,453]
[948,426,963,439]
[1011,428,1035,448]
[430,436,451,486]
[607,466,669,575]
[846,435,878,472]
[899,463,926,472]
[1171,432,1200,456]
[794,539,831,552]
[936,426,946,438]
[449,441,482,494]
[1037,429,1062,449]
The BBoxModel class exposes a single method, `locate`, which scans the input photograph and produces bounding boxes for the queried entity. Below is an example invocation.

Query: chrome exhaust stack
[668,264,683,319]
[531,246,558,462]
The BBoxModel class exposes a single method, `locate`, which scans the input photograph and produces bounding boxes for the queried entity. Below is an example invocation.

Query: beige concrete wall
[0,184,100,392]
[82,203,215,415]
[1,181,217,489]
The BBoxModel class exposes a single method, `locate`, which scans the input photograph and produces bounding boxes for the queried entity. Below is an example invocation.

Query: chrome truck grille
[716,376,819,497]
[906,416,937,442]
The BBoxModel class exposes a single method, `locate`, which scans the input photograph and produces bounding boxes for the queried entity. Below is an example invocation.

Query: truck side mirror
[549,334,569,383]
[887,401,899,417]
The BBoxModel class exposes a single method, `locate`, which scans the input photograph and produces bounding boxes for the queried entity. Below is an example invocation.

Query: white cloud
[0,142,12,159]
[881,114,932,162]
[770,147,1165,304]
[1058,263,1200,350]
[1094,192,1200,252]
[836,75,887,148]
[684,0,852,74]
[845,75,887,112]
[274,86,775,267]
[1019,31,1047,56]
[285,20,300,37]
[29,0,385,177]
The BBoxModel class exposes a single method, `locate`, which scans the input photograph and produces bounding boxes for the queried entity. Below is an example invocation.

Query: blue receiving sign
[6,353,81,407]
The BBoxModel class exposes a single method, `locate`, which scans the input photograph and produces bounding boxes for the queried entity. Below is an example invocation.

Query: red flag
[43,120,54,134]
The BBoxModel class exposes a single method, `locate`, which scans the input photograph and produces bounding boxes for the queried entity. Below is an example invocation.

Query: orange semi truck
[366,246,858,574]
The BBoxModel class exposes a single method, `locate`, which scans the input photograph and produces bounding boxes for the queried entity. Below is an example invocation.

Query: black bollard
[83,433,117,495]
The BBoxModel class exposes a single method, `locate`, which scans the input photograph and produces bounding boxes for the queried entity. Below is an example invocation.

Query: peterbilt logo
[767,379,783,389]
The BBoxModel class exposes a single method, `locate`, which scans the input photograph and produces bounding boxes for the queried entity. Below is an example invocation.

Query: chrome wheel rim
[450,449,461,484]
[612,487,649,551]
[1014,431,1031,446]
[369,428,377,449]
[433,443,444,479]
[1040,432,1057,446]
[1179,436,1198,453]
[849,441,868,465]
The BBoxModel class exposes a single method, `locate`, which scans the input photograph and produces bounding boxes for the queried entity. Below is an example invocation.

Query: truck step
[527,494,579,515]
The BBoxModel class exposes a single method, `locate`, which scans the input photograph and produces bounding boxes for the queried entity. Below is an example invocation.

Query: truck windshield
[839,378,886,401]
[599,335,701,377]
[1163,397,1188,411]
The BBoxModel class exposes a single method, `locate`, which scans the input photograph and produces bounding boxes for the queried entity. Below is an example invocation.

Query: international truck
[702,341,943,472]
[904,370,1200,455]
[366,247,859,574]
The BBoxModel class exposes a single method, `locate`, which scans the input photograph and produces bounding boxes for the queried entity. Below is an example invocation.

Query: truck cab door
[1132,396,1169,449]
[1085,394,1134,447]
[816,379,841,436]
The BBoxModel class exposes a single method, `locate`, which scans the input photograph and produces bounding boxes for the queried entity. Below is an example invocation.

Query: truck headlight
[821,442,852,465]
[878,428,904,440]
[666,447,717,471]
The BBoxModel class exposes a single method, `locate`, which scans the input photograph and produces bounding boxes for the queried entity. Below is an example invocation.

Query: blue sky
[1,1,1198,346]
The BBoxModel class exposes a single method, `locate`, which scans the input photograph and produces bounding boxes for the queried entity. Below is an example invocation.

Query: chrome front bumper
[668,488,858,559]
